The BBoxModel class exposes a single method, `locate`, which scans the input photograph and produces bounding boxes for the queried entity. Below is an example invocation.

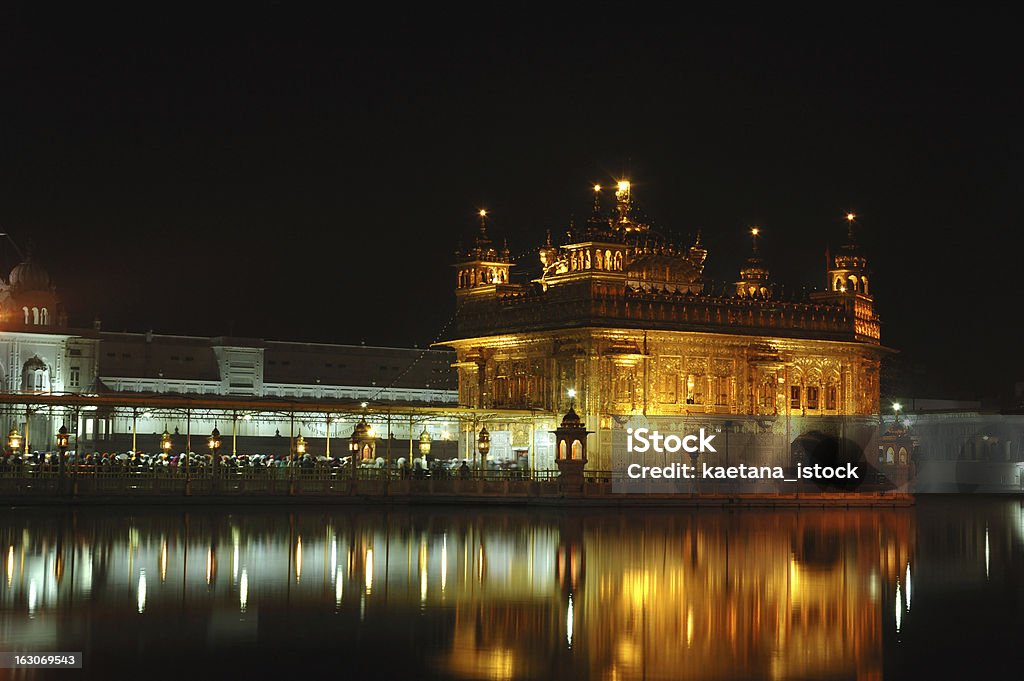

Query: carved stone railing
[453,284,873,344]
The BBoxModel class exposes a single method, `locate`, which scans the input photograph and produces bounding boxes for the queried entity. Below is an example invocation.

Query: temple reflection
[0,505,942,680]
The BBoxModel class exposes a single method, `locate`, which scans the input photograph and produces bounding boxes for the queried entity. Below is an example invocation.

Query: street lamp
[209,426,222,485]
[208,426,222,453]
[350,419,375,480]
[296,433,307,456]
[161,428,173,456]
[56,425,69,487]
[892,402,903,423]
[477,426,490,469]
[7,427,21,454]
[419,427,431,469]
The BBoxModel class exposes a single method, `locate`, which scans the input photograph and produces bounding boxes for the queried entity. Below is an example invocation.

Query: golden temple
[443,182,886,470]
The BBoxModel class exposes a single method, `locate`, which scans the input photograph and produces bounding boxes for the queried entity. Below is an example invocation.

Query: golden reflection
[331,535,337,583]
[420,540,428,604]
[441,534,448,594]
[0,507,921,680]
[365,548,373,594]
[686,605,694,647]
[895,582,902,633]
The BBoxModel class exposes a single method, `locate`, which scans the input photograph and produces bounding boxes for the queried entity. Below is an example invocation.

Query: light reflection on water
[0,499,1022,680]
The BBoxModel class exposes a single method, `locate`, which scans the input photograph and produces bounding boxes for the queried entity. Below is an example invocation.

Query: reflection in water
[1,500,1022,680]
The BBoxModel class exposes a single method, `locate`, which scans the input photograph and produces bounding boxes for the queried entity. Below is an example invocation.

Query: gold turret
[736,227,771,298]
[454,208,513,295]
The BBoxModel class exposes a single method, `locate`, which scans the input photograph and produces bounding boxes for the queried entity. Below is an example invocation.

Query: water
[1,498,1021,680]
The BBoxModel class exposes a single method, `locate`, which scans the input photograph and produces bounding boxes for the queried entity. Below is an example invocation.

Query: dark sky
[1,8,1021,400]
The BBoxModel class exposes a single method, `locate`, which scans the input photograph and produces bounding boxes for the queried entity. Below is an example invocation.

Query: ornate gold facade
[443,182,885,469]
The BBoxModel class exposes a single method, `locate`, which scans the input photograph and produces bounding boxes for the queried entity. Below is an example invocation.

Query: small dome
[9,258,50,291]
[351,419,375,439]
[883,421,909,438]
[560,406,584,428]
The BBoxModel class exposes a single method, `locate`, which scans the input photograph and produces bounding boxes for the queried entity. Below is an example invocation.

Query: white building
[0,256,459,456]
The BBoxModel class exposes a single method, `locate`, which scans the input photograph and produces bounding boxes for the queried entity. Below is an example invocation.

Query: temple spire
[736,227,770,299]
[478,208,489,239]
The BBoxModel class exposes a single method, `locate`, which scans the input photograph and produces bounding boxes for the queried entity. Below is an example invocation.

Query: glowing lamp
[418,427,431,456]
[160,429,173,452]
[56,425,70,450]
[7,427,21,452]
[208,427,222,452]
[477,427,491,457]
[295,433,306,455]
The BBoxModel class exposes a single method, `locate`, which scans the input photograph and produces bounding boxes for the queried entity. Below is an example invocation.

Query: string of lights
[367,294,468,404]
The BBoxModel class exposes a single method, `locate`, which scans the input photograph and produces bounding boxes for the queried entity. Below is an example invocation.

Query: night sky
[2,9,1021,400]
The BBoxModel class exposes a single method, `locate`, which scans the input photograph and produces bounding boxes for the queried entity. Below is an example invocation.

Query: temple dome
[9,258,50,291]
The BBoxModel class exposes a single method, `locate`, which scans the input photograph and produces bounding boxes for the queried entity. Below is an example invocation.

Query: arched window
[41,308,48,325]
[31,307,39,324]
[861,276,869,295]
[898,447,908,464]
[595,250,604,269]
[614,251,623,270]
[558,440,567,460]
[23,307,29,324]
[848,275,858,292]
[885,447,895,464]
[571,440,583,460]
[834,278,842,291]
[825,376,839,410]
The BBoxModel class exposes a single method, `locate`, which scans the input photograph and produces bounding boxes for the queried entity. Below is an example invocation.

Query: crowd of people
[0,450,481,478]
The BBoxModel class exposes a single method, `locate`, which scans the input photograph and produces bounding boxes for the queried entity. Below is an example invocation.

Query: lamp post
[418,427,431,472]
[56,425,69,491]
[7,427,21,456]
[477,426,490,472]
[209,426,222,489]
[296,433,307,457]
[349,419,375,481]
[160,428,173,459]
